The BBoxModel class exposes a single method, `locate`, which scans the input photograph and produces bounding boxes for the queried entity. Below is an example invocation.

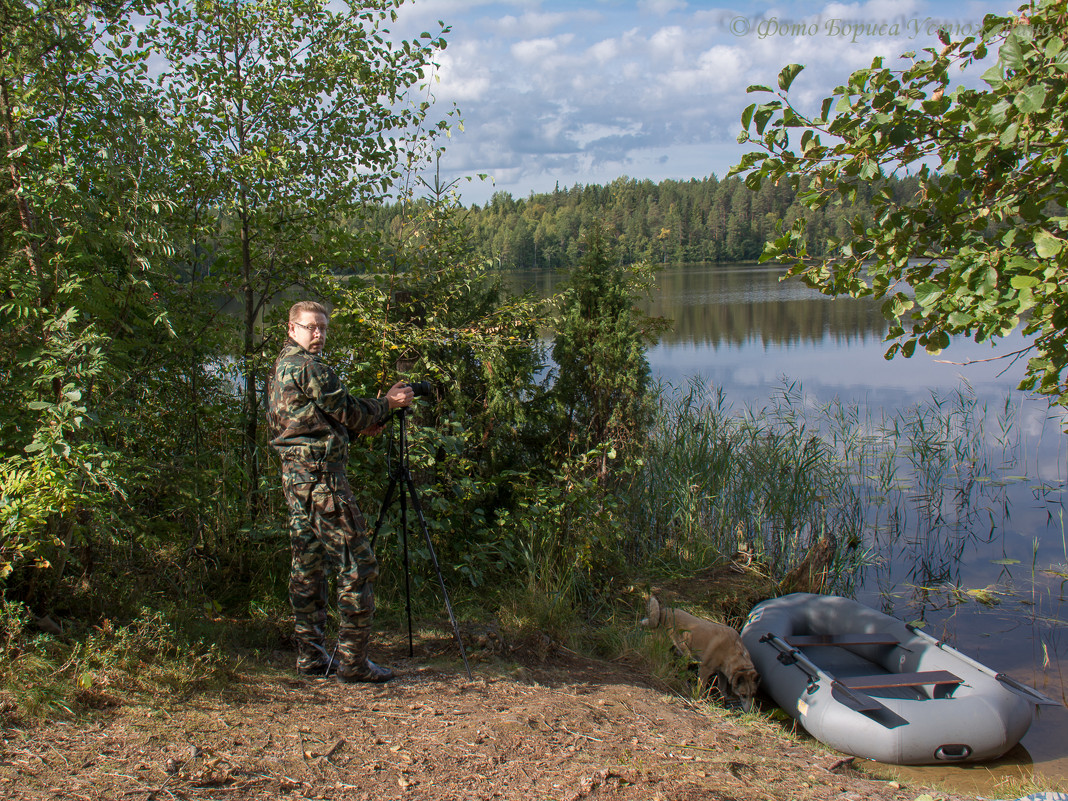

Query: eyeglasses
[291,321,328,335]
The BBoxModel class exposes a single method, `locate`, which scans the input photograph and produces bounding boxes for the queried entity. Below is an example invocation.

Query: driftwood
[778,533,836,595]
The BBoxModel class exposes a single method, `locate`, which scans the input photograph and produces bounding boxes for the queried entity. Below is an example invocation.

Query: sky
[389,0,1022,206]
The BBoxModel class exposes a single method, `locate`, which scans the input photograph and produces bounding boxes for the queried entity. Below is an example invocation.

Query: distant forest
[364,174,920,270]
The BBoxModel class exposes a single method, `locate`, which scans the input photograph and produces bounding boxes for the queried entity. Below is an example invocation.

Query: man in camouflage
[267,300,413,683]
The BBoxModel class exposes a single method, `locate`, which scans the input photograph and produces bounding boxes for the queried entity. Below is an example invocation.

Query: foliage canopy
[0,0,911,659]
[365,174,910,269]
[731,0,1068,409]
[0,0,456,591]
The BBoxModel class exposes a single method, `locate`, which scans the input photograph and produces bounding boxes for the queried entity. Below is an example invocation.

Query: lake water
[509,264,1068,793]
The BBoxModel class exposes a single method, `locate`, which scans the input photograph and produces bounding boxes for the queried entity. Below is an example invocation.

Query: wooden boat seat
[786,633,899,647]
[840,670,962,690]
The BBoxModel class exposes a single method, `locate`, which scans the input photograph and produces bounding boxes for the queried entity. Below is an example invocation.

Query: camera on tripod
[373,377,471,679]
[405,381,435,399]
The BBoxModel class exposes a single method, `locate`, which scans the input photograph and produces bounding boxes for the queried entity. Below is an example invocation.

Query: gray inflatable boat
[741,593,1057,764]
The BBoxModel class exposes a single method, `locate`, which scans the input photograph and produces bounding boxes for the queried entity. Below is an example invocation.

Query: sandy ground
[0,631,980,801]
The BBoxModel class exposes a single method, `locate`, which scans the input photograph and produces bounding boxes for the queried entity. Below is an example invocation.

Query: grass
[368,374,1061,705]
[0,600,240,721]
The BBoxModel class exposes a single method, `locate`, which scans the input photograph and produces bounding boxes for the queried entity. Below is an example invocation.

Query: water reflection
[648,264,888,347]
[509,263,890,346]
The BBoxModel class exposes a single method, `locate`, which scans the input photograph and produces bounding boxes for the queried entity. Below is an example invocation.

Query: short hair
[288,301,329,322]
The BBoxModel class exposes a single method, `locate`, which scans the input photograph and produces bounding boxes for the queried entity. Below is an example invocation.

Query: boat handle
[934,744,972,761]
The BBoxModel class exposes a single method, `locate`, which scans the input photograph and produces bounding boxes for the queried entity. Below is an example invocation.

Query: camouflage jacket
[266,339,389,472]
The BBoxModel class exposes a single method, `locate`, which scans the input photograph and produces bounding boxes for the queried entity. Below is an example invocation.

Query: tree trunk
[241,216,261,523]
[0,75,43,286]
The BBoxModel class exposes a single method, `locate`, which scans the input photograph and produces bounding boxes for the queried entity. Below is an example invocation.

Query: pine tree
[551,225,660,475]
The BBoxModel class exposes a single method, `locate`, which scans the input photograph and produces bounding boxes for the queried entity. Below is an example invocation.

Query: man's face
[288,310,329,354]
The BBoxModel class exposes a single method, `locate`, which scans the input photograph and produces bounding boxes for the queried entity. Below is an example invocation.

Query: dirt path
[0,639,974,801]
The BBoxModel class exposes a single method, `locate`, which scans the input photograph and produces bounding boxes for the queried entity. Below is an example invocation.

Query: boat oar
[758,632,896,721]
[907,626,1060,706]
[829,680,891,715]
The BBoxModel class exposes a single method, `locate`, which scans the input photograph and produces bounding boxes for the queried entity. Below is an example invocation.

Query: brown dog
[641,595,760,710]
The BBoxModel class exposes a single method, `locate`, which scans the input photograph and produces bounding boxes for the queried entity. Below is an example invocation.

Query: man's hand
[357,382,414,437]
[385,381,415,410]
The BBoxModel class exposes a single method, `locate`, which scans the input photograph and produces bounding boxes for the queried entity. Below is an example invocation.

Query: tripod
[371,407,472,679]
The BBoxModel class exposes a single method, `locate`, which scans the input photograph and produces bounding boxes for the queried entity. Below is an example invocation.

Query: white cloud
[822,0,925,21]
[394,0,1024,204]
[676,45,748,94]
[647,26,690,64]
[587,37,620,64]
[491,10,600,37]
[511,34,573,64]
[431,44,494,102]
[638,0,688,15]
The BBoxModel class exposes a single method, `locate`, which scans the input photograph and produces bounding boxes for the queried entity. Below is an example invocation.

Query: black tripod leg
[370,475,401,551]
[403,470,472,680]
[372,472,414,656]
[399,478,413,658]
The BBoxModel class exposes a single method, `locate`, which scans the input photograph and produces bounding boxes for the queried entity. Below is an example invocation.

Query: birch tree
[147,0,453,511]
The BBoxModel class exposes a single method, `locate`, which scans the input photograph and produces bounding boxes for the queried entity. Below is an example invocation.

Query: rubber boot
[336,627,394,684]
[295,629,340,677]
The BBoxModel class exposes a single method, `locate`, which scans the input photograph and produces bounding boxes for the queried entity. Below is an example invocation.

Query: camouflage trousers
[282,468,378,666]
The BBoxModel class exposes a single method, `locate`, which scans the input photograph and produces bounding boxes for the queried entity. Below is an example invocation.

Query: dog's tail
[640,595,661,628]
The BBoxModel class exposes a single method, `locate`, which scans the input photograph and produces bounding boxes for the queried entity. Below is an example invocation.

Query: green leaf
[926,330,950,353]
[1000,33,1027,71]
[754,106,776,135]
[981,64,1005,87]
[1034,230,1063,258]
[740,103,756,130]
[977,264,997,294]
[914,282,942,308]
[1014,84,1047,114]
[777,64,804,92]
[999,122,1020,147]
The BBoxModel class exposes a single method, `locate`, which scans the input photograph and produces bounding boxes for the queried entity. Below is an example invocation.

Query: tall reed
[629,379,866,591]
[629,378,1024,596]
